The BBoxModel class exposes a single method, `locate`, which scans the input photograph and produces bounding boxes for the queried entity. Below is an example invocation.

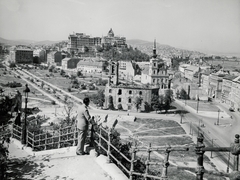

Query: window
[153,79,155,83]
[109,89,112,93]
[139,91,142,95]
[118,98,121,102]
[118,89,122,95]
[128,98,131,103]
[154,63,156,67]
[129,90,132,94]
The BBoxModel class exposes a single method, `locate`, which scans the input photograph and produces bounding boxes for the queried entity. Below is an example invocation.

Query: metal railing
[94,125,240,180]
[1,123,239,180]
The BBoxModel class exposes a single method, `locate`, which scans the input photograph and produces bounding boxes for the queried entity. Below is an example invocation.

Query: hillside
[127,39,206,58]
[0,37,59,46]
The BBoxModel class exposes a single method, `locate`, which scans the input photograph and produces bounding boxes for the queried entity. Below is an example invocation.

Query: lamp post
[196,96,199,113]
[22,84,30,145]
[217,109,220,125]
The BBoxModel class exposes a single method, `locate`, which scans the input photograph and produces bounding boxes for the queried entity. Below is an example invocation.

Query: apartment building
[13,48,33,64]
[221,75,238,105]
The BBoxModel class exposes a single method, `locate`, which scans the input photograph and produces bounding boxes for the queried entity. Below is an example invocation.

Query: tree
[48,65,55,72]
[151,94,164,113]
[180,88,188,100]
[60,69,65,76]
[163,89,173,113]
[134,96,143,112]
[77,71,83,77]
[108,95,114,110]
[90,89,105,107]
[60,102,77,127]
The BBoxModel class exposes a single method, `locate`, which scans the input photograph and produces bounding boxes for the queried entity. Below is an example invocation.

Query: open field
[116,118,223,179]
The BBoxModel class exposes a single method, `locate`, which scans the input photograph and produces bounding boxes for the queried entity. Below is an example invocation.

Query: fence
[0,123,239,180]
[94,126,240,180]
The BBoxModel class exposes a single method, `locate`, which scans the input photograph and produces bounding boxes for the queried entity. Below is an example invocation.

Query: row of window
[153,70,167,75]
[109,89,142,95]
[118,97,132,103]
[153,78,168,83]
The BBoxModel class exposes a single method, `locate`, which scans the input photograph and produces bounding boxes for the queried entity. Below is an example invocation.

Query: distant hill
[0,37,59,46]
[127,39,170,47]
[127,39,205,58]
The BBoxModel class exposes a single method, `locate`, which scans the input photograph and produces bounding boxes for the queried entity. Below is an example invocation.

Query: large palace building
[67,28,126,55]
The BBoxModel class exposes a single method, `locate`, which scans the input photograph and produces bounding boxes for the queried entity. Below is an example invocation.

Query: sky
[0,0,240,55]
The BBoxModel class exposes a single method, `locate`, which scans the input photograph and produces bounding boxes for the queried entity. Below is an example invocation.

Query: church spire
[152,39,157,58]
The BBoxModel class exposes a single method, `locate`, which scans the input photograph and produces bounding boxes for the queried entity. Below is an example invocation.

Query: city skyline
[0,0,240,55]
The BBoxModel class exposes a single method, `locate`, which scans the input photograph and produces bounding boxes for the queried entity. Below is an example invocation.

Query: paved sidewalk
[7,139,113,180]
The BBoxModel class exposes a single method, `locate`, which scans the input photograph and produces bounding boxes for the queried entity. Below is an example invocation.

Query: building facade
[62,58,81,70]
[221,75,237,105]
[184,65,200,81]
[141,40,169,89]
[230,76,240,111]
[104,84,159,111]
[77,58,108,73]
[54,51,66,66]
[15,48,33,64]
[119,60,139,83]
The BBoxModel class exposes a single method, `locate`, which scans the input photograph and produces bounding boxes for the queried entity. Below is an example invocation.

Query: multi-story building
[62,58,81,70]
[67,33,101,55]
[141,40,169,89]
[13,48,33,64]
[119,60,139,83]
[67,29,126,56]
[208,71,228,99]
[47,51,57,65]
[184,65,200,81]
[221,75,238,105]
[104,84,159,111]
[77,57,108,73]
[200,73,210,95]
[230,76,240,111]
[39,50,47,63]
[54,51,67,66]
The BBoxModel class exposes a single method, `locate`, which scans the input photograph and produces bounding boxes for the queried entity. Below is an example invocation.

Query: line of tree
[98,45,150,62]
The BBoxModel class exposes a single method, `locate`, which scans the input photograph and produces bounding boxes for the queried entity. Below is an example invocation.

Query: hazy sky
[0,0,240,54]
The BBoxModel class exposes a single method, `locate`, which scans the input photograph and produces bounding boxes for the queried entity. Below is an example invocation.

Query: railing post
[58,128,61,148]
[45,132,47,150]
[107,129,111,163]
[231,134,240,171]
[161,147,171,179]
[90,125,94,147]
[129,143,136,180]
[73,127,76,146]
[33,132,35,150]
[195,133,205,180]
[26,128,28,146]
[145,143,151,180]
[98,127,102,154]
